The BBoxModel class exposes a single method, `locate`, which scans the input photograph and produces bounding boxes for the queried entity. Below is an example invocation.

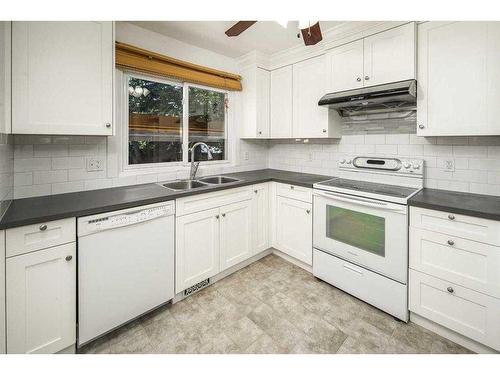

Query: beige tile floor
[78,254,472,354]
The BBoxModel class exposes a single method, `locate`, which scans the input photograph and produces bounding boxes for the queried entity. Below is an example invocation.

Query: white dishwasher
[77,201,175,346]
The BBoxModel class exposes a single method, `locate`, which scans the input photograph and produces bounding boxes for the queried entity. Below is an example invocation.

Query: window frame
[123,71,229,172]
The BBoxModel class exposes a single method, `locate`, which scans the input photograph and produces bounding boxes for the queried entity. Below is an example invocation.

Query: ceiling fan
[224,21,323,46]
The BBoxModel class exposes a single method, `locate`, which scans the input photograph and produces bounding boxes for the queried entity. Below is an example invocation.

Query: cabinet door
[293,56,329,138]
[326,39,364,93]
[0,22,11,135]
[0,230,5,354]
[363,23,416,86]
[175,208,220,293]
[275,196,312,265]
[12,21,113,135]
[270,65,293,138]
[6,243,76,354]
[220,200,253,271]
[417,22,500,136]
[252,183,269,254]
[256,68,270,138]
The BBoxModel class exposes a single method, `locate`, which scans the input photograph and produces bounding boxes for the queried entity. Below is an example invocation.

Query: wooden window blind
[115,42,242,91]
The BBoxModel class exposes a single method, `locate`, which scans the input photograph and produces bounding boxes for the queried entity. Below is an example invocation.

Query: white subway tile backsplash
[52,181,85,195]
[385,134,409,145]
[375,144,398,155]
[33,170,68,185]
[68,169,106,181]
[452,145,488,158]
[14,158,51,172]
[34,144,69,157]
[364,134,386,144]
[14,145,34,159]
[84,179,113,191]
[14,184,51,199]
[69,144,99,157]
[52,157,85,170]
[14,172,32,187]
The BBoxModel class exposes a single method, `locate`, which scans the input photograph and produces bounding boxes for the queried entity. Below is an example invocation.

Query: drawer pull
[447,286,454,293]
[65,255,73,262]
[215,215,220,219]
[222,213,226,217]
[290,186,294,190]
[343,264,363,275]
[39,224,48,231]
[306,209,310,214]
[254,190,258,194]
[447,239,455,246]
[448,214,455,220]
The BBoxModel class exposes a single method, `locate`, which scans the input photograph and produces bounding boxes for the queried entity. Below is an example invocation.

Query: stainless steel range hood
[318,80,417,117]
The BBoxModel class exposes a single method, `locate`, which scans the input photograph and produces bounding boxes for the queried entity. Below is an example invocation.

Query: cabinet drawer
[410,206,500,246]
[276,183,312,203]
[6,218,76,257]
[409,269,500,351]
[176,186,253,217]
[313,249,408,321]
[410,227,500,298]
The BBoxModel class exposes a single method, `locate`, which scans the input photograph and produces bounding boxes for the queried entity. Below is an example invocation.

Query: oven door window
[326,205,385,257]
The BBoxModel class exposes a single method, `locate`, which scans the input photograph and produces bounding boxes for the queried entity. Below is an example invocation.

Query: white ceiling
[128,21,346,58]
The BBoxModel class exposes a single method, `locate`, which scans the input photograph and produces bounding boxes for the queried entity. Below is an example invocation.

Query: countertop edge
[0,170,329,230]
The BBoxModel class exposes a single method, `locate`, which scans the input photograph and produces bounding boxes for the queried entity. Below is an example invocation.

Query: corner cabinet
[326,22,416,92]
[417,21,500,136]
[240,66,270,138]
[270,65,293,138]
[252,183,270,253]
[12,21,114,136]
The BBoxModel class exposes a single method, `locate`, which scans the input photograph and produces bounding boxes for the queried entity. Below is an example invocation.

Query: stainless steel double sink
[159,176,241,191]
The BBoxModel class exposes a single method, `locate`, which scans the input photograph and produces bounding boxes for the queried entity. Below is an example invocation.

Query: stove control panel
[339,157,424,176]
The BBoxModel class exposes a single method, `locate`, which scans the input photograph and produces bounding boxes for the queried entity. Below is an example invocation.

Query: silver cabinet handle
[65,255,73,262]
[254,190,258,194]
[222,213,226,217]
[418,124,425,130]
[290,186,294,190]
[105,123,111,128]
[448,214,455,220]
[322,129,327,133]
[39,224,47,231]
[306,209,311,214]
[356,77,361,82]
[447,239,455,246]
[215,215,220,219]
[447,286,454,293]
[364,76,370,80]
[258,131,262,135]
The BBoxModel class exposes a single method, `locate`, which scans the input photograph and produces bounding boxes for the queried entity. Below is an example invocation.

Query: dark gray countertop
[0,169,332,230]
[409,188,500,221]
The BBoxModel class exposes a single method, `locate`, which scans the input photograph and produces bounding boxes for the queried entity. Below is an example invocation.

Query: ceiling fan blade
[300,21,323,46]
[225,21,257,37]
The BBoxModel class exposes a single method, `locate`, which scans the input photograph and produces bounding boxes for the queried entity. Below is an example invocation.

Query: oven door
[313,190,408,283]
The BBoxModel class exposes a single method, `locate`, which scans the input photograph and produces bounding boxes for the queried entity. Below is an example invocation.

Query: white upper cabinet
[363,22,416,86]
[240,66,270,138]
[326,23,416,93]
[270,65,293,138]
[293,55,340,138]
[417,21,500,136]
[0,22,11,135]
[327,39,364,92]
[12,21,114,136]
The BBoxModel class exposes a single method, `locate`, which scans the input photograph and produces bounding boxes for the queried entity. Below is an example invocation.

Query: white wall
[12,22,268,199]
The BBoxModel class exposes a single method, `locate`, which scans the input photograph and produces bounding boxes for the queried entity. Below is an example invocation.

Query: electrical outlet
[443,159,455,172]
[86,157,104,172]
[244,151,249,161]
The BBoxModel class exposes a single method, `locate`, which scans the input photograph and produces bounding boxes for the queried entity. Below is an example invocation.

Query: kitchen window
[126,73,228,168]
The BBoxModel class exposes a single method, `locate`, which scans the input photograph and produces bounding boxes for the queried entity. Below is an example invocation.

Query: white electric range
[312,156,424,321]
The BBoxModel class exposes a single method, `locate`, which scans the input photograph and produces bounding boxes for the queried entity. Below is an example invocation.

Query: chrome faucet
[189,142,213,180]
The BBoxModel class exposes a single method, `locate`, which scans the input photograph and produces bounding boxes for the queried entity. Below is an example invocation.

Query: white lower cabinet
[252,183,270,254]
[6,242,76,354]
[220,200,253,271]
[409,206,500,351]
[275,196,312,265]
[0,230,5,354]
[410,269,500,351]
[175,208,220,294]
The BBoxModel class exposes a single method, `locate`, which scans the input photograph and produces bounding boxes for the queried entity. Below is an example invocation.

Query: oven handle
[313,190,406,212]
